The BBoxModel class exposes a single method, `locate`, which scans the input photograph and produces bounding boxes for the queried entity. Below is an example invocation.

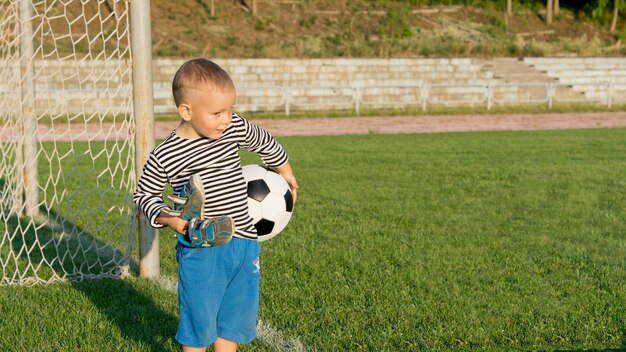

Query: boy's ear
[178,103,192,121]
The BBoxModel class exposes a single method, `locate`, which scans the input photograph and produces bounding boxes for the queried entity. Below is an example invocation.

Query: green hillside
[150,0,626,58]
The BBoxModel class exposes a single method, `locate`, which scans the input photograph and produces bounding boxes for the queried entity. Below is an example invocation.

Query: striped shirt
[133,114,288,240]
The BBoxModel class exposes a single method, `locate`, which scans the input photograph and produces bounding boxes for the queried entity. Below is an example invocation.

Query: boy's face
[179,85,235,140]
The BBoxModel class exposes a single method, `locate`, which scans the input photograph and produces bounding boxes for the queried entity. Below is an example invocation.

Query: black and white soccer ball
[242,164,294,241]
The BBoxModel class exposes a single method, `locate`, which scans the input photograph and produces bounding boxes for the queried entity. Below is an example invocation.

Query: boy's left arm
[275,162,299,203]
[237,115,299,202]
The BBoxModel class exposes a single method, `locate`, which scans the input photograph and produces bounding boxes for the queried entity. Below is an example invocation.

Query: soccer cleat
[161,174,205,221]
[175,217,235,247]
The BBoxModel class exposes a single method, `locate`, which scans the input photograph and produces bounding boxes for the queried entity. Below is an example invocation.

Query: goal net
[0,0,136,285]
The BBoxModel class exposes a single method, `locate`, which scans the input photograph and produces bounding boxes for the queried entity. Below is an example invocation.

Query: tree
[592,0,626,34]
[610,0,623,33]
[505,0,513,33]
[554,0,560,16]
[546,0,553,25]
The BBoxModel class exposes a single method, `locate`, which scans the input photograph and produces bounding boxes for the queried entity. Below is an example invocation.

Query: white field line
[150,275,310,352]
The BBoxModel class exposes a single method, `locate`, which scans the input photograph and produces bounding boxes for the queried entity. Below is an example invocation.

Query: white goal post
[0,0,156,285]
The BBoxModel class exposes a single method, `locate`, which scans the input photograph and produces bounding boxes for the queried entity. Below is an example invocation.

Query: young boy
[133,58,298,352]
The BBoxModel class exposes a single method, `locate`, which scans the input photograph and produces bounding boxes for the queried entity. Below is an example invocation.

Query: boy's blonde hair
[172,58,235,107]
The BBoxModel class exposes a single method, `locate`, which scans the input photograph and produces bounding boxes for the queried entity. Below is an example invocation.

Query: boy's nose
[220,113,232,125]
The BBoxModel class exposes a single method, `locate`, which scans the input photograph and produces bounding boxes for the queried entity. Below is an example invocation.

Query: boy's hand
[282,174,299,204]
[275,163,299,204]
[156,212,188,234]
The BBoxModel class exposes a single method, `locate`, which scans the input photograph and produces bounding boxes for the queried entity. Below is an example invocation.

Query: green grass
[1,128,626,351]
[238,102,626,120]
[27,103,626,124]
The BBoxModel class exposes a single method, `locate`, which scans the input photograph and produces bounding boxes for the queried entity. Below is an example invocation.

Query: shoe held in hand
[175,216,235,248]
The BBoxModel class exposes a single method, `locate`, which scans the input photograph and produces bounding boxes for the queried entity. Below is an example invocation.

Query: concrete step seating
[524,57,626,68]
[523,57,626,103]
[558,76,626,85]
[1,58,621,114]
[585,90,626,101]
[545,69,626,77]
[150,58,497,112]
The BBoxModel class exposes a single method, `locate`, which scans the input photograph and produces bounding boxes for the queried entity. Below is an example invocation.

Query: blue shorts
[175,238,261,348]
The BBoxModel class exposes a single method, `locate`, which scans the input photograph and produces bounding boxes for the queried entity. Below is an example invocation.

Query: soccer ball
[241,164,294,241]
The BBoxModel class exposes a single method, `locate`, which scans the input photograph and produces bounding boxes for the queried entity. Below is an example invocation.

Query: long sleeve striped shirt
[133,114,288,240]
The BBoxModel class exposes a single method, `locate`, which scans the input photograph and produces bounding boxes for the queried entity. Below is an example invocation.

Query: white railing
[1,80,624,116]
[234,80,626,115]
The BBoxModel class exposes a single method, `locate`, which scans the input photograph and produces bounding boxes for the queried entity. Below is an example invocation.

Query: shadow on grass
[71,278,178,351]
[1,208,137,282]
[1,199,178,351]
[57,210,178,351]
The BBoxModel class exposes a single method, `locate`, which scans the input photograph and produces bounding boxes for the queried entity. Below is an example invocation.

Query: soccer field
[1,128,625,351]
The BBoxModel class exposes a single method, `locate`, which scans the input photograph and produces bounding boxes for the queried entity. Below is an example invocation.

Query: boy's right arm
[133,152,182,231]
